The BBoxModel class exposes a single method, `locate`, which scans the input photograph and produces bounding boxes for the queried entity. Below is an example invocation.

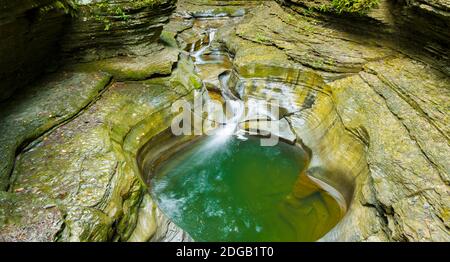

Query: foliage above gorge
[330,0,379,14]
[38,0,162,30]
[299,0,380,15]
[39,0,79,16]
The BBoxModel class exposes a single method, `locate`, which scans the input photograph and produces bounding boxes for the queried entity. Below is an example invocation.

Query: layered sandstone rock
[0,0,68,101]
[0,0,448,242]
[0,0,184,242]
[276,0,380,14]
[212,1,450,241]
[61,0,177,62]
[276,0,450,73]
[0,0,178,101]
[0,56,202,241]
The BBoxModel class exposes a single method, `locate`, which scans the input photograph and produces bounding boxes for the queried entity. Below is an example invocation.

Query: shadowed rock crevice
[0,0,69,101]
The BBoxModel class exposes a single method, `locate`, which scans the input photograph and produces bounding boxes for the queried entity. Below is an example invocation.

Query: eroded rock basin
[1,0,449,242]
[149,135,345,242]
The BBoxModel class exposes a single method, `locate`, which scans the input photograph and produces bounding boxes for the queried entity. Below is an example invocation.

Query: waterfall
[191,27,246,144]
[192,29,218,65]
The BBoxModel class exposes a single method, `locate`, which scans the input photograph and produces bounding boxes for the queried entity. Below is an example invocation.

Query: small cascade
[190,27,246,142]
[138,15,354,243]
[138,13,355,244]
[189,25,293,144]
[192,29,217,65]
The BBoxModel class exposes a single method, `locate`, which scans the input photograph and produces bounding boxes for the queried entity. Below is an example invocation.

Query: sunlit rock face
[216,1,449,241]
[176,0,270,18]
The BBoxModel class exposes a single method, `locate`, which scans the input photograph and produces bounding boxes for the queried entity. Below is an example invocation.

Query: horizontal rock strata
[0,0,448,242]
[61,0,178,62]
[0,0,68,101]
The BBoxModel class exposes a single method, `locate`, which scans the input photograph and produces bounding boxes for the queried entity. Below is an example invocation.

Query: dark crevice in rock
[54,212,68,242]
[360,200,392,240]
[92,162,120,210]
[0,2,69,102]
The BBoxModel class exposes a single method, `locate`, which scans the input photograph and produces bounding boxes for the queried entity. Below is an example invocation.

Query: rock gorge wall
[229,0,449,241]
[390,0,450,67]
[276,0,450,73]
[0,0,186,241]
[158,0,449,241]
[61,0,177,62]
[0,0,178,102]
[0,0,68,101]
[0,0,448,242]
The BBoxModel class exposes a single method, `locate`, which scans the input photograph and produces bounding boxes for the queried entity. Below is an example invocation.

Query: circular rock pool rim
[137,128,355,241]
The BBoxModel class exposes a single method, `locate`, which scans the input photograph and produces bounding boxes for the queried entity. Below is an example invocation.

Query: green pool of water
[151,136,343,241]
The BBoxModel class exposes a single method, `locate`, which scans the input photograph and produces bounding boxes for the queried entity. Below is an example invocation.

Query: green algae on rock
[0,56,202,242]
[0,71,112,190]
[73,45,180,81]
[277,0,380,14]
[330,57,450,241]
[60,0,178,62]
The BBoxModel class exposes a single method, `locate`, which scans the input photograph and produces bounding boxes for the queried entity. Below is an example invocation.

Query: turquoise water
[151,136,343,241]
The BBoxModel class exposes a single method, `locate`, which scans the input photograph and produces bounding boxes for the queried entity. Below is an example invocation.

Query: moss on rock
[0,55,202,242]
[72,45,180,81]
[60,0,177,62]
[0,70,111,190]
[278,0,379,14]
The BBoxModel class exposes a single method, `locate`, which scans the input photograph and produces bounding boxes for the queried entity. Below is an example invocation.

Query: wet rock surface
[0,71,112,190]
[0,57,201,241]
[331,58,450,241]
[166,0,450,241]
[0,0,449,241]
[0,0,195,242]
